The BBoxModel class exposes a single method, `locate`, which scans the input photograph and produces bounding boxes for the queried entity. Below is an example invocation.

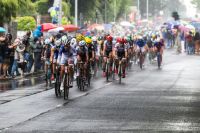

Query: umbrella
[103,24,112,31]
[87,24,104,31]
[0,27,6,33]
[120,21,134,27]
[48,27,64,33]
[62,24,79,32]
[185,24,195,30]
[41,23,57,32]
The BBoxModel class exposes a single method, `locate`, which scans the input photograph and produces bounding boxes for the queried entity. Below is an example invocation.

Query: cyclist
[76,40,88,80]
[102,35,114,77]
[57,36,75,87]
[85,37,96,74]
[42,38,52,82]
[114,37,128,78]
[52,38,61,80]
[154,38,164,65]
[136,36,146,66]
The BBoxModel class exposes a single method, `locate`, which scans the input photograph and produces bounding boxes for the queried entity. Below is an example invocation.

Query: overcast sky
[182,0,197,18]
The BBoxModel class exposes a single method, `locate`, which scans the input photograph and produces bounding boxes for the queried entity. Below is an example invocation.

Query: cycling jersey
[136,39,146,48]
[58,45,75,65]
[115,43,126,58]
[104,41,113,57]
[154,41,164,51]
[146,39,153,48]
[87,44,95,59]
[76,46,88,62]
[104,41,113,52]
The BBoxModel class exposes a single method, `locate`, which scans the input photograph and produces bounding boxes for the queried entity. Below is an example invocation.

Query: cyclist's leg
[114,57,119,74]
[122,57,127,78]
[60,56,67,82]
[109,51,113,72]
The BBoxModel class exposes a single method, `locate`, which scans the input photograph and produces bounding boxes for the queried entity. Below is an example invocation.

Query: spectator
[0,34,6,78]
[33,37,43,72]
[10,39,21,77]
[186,31,194,55]
[6,33,14,76]
[23,31,34,73]
[194,32,200,55]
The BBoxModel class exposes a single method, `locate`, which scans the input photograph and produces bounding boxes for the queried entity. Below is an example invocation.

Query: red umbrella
[41,23,57,32]
[87,24,104,31]
[62,24,79,32]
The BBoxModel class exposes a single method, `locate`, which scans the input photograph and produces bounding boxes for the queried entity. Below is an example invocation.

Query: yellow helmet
[85,37,92,44]
[76,34,85,42]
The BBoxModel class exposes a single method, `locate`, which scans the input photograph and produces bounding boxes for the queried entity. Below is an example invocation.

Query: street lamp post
[138,0,140,15]
[105,0,107,23]
[114,0,116,22]
[75,0,78,26]
[58,0,62,25]
[146,0,149,20]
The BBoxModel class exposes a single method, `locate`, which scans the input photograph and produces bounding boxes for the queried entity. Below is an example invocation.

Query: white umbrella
[120,21,134,27]
[185,24,195,30]
[48,27,64,33]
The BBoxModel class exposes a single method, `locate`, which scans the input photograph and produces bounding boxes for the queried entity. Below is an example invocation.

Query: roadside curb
[0,71,45,83]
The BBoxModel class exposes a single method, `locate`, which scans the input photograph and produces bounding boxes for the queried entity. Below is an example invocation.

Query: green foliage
[62,1,71,17]
[0,0,37,26]
[16,16,36,31]
[17,0,36,16]
[192,0,200,10]
[62,17,70,25]
[138,0,186,19]
[0,0,18,26]
[34,0,50,15]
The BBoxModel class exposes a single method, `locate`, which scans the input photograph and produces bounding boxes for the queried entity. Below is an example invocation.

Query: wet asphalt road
[1,50,200,132]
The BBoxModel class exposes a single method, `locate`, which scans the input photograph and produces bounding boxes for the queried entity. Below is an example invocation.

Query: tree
[0,0,18,26]
[192,0,200,11]
[16,16,36,30]
[0,0,35,26]
[17,0,36,16]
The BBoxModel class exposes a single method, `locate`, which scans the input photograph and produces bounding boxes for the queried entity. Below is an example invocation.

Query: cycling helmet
[55,39,61,47]
[117,37,123,43]
[61,35,68,44]
[79,40,86,46]
[85,37,92,44]
[71,38,77,45]
[106,35,113,41]
[76,34,84,41]
[44,38,51,45]
[98,36,103,41]
[122,37,127,44]
[92,36,97,42]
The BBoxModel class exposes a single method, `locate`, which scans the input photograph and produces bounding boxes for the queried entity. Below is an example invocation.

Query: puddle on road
[0,76,45,92]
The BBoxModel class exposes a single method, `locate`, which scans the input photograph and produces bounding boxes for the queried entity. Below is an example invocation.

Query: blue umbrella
[0,27,6,33]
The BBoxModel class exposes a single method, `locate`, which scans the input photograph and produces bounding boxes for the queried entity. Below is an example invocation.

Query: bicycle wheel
[139,53,143,70]
[63,73,69,100]
[106,62,109,82]
[55,71,61,97]
[112,62,115,80]
[118,63,122,84]
[87,66,91,87]
[157,52,161,69]
[80,77,85,91]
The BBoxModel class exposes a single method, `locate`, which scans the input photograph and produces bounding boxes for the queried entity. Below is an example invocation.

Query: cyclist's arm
[57,46,63,64]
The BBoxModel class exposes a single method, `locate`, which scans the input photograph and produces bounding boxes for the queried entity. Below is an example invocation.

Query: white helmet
[55,39,61,47]
[44,38,51,45]
[71,38,77,45]
[61,35,68,44]
[79,40,86,46]
[92,36,97,42]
